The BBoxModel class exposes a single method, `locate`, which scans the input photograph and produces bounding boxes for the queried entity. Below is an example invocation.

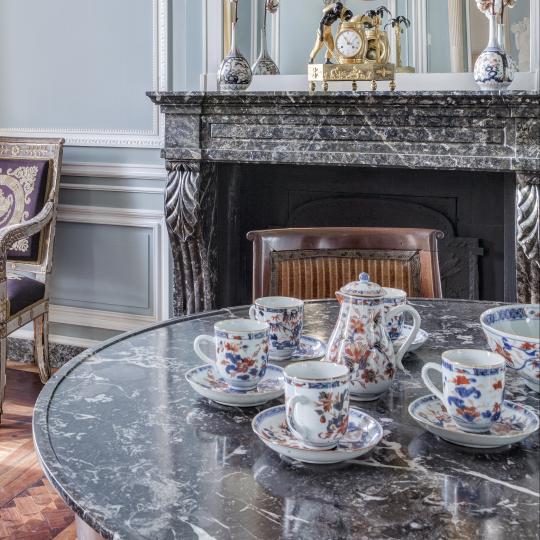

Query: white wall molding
[0,0,169,148]
[61,183,164,195]
[56,204,169,326]
[11,327,99,349]
[62,162,166,181]
[49,305,159,332]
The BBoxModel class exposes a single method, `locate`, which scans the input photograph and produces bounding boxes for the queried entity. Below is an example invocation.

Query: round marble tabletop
[33,299,539,540]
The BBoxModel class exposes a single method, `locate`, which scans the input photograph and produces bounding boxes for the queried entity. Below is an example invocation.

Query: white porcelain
[393,325,429,354]
[288,336,327,361]
[249,296,304,359]
[481,304,540,393]
[383,287,409,340]
[422,349,506,433]
[409,395,539,448]
[284,361,350,449]
[325,273,421,401]
[185,363,284,407]
[218,22,252,91]
[194,318,269,390]
[252,405,383,464]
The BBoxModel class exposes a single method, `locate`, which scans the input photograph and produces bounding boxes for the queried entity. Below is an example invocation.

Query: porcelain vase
[474,14,514,90]
[218,23,252,91]
[252,27,279,75]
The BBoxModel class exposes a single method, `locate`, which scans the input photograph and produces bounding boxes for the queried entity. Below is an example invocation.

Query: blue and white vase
[474,13,514,90]
[252,27,279,75]
[218,22,252,91]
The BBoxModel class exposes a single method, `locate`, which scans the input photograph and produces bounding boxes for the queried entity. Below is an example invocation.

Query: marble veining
[34,300,539,540]
[148,91,540,315]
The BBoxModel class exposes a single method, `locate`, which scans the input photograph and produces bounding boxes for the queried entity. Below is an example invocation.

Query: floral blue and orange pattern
[216,335,269,383]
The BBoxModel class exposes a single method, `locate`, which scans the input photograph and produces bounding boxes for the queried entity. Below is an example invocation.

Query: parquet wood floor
[0,363,76,540]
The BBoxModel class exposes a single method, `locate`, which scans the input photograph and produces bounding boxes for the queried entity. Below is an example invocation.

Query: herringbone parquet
[0,363,76,540]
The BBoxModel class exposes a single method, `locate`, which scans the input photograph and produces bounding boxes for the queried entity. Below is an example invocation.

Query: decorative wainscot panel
[148,91,539,315]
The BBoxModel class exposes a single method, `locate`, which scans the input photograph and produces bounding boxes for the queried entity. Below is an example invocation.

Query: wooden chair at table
[0,137,64,424]
[246,227,444,301]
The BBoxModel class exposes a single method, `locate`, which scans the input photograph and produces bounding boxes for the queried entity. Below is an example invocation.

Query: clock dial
[336,30,362,58]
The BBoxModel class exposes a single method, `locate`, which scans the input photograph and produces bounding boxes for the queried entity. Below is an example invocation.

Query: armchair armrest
[0,200,55,261]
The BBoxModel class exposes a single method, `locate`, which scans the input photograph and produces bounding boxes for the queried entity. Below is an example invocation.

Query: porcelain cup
[383,287,417,341]
[194,319,269,390]
[284,361,350,448]
[249,297,304,359]
[422,349,506,433]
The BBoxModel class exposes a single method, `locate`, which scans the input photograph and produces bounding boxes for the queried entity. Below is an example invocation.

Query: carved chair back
[247,227,444,300]
[0,137,64,289]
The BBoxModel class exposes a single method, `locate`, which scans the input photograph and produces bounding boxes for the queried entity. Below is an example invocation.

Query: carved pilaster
[516,172,540,303]
[165,161,218,316]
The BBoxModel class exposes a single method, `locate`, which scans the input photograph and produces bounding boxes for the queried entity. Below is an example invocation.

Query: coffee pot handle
[193,335,217,365]
[386,304,421,372]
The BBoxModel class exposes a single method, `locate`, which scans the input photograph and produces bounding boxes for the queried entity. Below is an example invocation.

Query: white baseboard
[10,327,99,349]
[50,304,158,332]
[62,162,166,181]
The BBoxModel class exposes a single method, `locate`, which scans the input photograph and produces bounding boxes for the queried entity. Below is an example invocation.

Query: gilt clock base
[308,62,396,92]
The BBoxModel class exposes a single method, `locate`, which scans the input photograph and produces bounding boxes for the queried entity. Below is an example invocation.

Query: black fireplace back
[216,163,515,307]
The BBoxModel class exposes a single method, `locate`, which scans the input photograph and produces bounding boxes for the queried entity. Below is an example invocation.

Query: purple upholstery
[7,275,45,316]
[0,158,50,261]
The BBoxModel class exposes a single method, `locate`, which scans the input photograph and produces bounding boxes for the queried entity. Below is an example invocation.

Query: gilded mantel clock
[308,3,396,92]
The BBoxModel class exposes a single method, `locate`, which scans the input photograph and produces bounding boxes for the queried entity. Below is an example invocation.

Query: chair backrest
[246,227,444,300]
[0,137,64,278]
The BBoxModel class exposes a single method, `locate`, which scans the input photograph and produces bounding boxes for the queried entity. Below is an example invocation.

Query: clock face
[336,29,362,58]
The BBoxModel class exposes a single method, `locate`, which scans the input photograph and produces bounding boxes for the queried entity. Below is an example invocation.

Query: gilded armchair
[0,137,64,423]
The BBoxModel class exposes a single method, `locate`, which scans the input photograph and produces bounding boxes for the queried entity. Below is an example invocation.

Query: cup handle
[193,335,216,365]
[286,395,311,442]
[421,362,445,404]
[249,305,257,320]
[387,304,421,372]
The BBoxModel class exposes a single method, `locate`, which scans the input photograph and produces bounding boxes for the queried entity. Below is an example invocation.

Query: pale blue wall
[0,0,204,344]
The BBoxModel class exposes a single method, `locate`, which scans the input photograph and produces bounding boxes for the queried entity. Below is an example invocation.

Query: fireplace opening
[216,163,516,308]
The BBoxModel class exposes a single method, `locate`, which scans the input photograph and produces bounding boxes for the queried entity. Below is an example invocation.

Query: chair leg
[0,333,6,423]
[34,312,51,384]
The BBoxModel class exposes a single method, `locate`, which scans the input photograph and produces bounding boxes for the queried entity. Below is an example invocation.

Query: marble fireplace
[148,91,539,316]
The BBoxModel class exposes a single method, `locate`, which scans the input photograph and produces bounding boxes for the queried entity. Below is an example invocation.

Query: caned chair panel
[247,227,444,301]
[271,249,422,299]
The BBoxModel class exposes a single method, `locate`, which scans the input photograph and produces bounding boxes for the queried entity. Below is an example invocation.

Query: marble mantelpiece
[147,91,540,315]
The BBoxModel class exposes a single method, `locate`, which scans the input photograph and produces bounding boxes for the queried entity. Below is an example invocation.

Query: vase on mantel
[252,27,279,75]
[474,13,514,90]
[218,22,252,91]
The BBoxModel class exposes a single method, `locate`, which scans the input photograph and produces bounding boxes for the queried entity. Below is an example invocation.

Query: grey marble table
[33,300,540,540]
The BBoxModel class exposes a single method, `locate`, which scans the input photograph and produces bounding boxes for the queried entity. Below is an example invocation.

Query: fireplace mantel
[148,91,539,314]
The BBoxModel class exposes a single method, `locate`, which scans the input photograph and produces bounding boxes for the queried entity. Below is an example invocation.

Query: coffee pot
[325,273,421,401]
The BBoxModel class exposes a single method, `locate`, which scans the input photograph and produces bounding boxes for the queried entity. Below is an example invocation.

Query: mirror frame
[203,0,539,91]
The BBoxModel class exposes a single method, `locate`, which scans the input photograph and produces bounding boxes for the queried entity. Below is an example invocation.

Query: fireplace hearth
[148,91,539,316]
[216,163,514,307]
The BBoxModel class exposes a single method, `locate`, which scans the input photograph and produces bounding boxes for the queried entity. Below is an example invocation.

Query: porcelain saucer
[185,364,284,407]
[269,335,327,362]
[393,325,429,354]
[252,405,383,464]
[409,394,539,448]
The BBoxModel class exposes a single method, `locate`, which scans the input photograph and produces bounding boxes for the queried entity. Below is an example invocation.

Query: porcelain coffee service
[325,273,421,401]
[422,349,505,433]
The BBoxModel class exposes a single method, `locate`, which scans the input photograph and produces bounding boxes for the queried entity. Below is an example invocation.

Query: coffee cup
[422,349,505,433]
[249,296,304,359]
[284,361,350,448]
[194,319,269,389]
[383,287,418,341]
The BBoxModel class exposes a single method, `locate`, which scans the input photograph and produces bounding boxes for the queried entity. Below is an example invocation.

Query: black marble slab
[146,91,539,314]
[33,300,539,540]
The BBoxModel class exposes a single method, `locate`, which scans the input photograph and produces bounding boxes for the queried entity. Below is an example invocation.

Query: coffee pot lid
[339,272,384,297]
